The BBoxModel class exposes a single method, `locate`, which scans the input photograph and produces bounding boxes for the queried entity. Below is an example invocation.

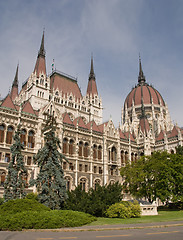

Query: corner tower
[86,56,103,124]
[17,32,50,110]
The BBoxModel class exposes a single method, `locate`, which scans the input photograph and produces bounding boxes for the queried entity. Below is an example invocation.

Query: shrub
[0,210,96,231]
[0,198,50,215]
[106,201,141,219]
[0,198,4,206]
[64,182,123,217]
[25,193,38,201]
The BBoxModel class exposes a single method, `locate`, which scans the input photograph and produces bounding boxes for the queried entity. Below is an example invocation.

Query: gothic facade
[0,33,182,197]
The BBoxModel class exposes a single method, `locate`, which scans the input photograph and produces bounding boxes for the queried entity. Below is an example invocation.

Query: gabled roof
[62,112,74,125]
[124,131,136,142]
[119,129,128,140]
[156,130,165,141]
[98,122,108,133]
[73,117,88,129]
[22,101,37,116]
[50,71,82,100]
[1,95,17,110]
[168,126,179,139]
[86,120,101,132]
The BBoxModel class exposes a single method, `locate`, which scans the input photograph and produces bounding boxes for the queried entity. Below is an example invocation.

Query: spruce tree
[30,114,67,209]
[4,124,27,201]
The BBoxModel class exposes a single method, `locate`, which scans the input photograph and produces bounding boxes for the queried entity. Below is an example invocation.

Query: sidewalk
[25,221,183,232]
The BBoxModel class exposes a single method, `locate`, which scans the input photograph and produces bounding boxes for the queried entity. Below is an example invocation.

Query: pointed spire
[87,55,98,96]
[89,55,95,81]
[34,31,46,77]
[38,31,45,57]
[10,64,19,101]
[12,64,19,87]
[138,54,146,85]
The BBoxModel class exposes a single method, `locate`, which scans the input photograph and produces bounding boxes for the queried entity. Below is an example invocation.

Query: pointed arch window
[22,174,28,188]
[111,146,117,162]
[0,172,6,186]
[28,130,35,148]
[135,153,138,163]
[20,129,27,146]
[69,139,74,155]
[93,144,97,159]
[63,138,68,154]
[84,142,89,158]
[121,150,124,165]
[79,141,83,157]
[98,145,102,160]
[94,179,101,190]
[79,178,87,191]
[6,126,14,144]
[125,151,128,164]
[0,124,5,143]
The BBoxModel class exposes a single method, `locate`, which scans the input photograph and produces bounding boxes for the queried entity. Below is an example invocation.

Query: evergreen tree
[4,124,27,201]
[30,114,67,209]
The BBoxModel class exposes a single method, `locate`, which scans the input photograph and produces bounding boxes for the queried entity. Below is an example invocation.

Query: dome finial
[138,54,146,85]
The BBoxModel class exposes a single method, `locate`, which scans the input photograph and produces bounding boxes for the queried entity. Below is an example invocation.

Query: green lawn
[88,210,183,226]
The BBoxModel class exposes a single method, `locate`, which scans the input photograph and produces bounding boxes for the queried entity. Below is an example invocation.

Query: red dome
[125,83,165,108]
[125,58,165,108]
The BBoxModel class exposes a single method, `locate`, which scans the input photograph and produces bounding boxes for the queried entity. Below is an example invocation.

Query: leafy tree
[121,151,183,203]
[175,145,183,155]
[4,124,27,201]
[30,114,67,209]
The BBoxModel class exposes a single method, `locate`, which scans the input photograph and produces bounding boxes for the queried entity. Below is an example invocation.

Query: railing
[50,70,77,82]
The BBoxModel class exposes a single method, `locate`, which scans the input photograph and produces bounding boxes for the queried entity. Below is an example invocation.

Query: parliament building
[0,33,182,197]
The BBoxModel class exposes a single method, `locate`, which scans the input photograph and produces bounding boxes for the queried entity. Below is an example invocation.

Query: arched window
[0,172,6,186]
[125,151,128,164]
[0,124,5,143]
[79,178,87,191]
[84,142,89,158]
[28,130,34,148]
[171,149,174,154]
[121,150,124,165]
[63,138,68,154]
[22,174,28,188]
[109,180,115,185]
[79,141,83,157]
[94,179,101,190]
[27,156,32,165]
[6,126,14,144]
[131,153,134,163]
[93,144,97,159]
[69,139,74,155]
[111,146,117,162]
[20,129,27,146]
[135,153,138,162]
[98,145,102,160]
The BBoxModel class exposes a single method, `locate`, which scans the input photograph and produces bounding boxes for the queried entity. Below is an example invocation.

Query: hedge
[0,210,96,231]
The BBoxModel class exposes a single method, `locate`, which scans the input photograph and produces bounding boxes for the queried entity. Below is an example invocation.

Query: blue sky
[0,0,183,127]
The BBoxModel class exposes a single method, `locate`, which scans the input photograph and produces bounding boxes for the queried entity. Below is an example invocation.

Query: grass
[87,210,183,226]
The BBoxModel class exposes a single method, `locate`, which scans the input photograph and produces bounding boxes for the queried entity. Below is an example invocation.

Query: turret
[10,64,19,101]
[34,31,46,77]
[86,56,98,97]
